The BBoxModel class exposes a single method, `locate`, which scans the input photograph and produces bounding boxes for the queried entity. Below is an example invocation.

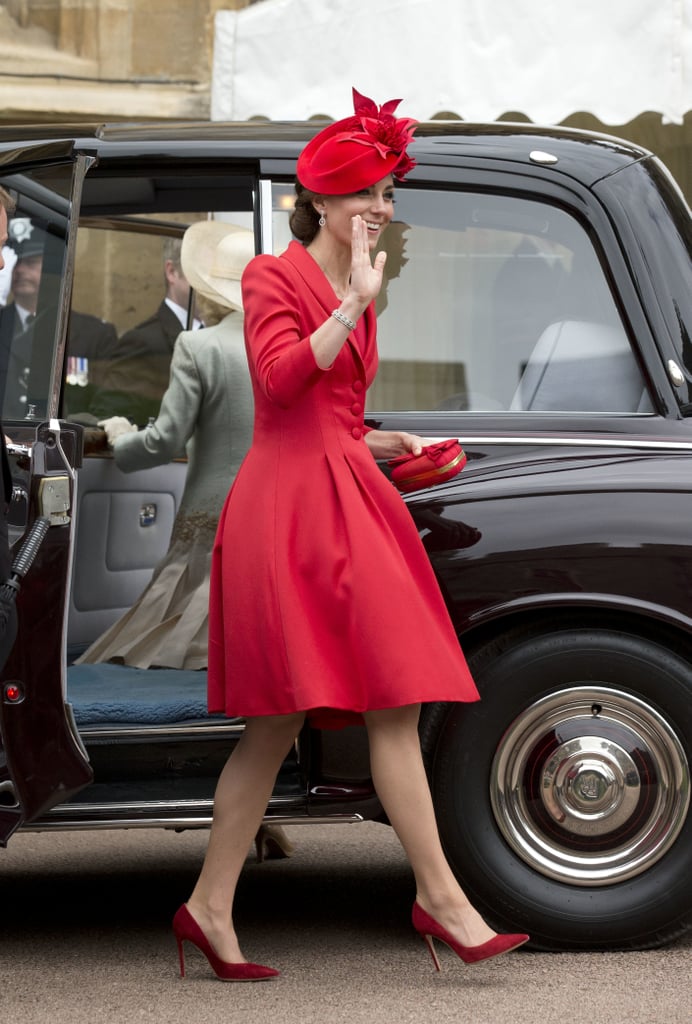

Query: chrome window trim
[423,433,692,452]
[259,177,273,253]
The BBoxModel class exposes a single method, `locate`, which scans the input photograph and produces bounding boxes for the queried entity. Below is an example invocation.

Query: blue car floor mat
[66,662,216,725]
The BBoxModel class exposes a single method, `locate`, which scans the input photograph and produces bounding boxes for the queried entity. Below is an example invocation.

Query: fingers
[352,214,369,253]
[97,415,138,446]
[350,215,385,303]
[403,431,425,456]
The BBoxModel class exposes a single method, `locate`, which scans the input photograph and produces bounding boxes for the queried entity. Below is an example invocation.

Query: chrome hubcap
[490,687,690,885]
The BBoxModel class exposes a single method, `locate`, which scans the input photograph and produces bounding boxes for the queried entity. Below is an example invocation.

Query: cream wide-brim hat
[180,220,255,313]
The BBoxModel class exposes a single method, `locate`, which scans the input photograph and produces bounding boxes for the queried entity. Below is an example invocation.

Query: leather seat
[511,320,652,413]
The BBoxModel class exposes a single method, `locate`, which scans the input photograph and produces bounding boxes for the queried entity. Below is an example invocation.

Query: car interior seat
[510,320,653,413]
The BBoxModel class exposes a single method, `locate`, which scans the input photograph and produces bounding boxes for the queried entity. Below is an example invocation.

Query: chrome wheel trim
[490,686,690,885]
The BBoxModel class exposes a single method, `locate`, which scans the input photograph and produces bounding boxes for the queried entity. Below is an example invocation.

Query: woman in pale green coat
[78,222,255,672]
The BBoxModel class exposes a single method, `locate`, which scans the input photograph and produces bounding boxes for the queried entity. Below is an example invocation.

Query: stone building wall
[0,1,258,327]
[0,0,255,123]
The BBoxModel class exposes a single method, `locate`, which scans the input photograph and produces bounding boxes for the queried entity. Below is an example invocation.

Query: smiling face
[316,175,396,250]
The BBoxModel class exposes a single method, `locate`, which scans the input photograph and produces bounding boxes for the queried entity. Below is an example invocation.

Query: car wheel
[428,625,692,950]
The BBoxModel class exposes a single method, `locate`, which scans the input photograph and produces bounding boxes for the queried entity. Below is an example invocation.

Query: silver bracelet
[331,308,356,332]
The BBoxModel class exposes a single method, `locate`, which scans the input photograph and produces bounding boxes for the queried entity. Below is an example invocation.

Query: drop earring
[318,210,326,227]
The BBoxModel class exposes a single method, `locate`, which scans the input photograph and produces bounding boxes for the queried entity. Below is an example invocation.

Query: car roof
[0,119,650,188]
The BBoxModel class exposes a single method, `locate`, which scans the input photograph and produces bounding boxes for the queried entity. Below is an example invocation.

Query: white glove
[98,416,138,446]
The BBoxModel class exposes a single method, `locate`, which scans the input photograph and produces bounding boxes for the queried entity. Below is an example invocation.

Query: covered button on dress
[207,241,479,726]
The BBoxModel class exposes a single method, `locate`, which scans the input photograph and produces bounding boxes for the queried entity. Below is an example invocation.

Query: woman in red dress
[173,89,528,981]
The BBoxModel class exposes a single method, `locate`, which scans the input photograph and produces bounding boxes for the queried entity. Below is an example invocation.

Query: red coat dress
[207,241,479,726]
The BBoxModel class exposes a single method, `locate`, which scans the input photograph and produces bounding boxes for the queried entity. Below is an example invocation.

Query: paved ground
[0,822,689,1023]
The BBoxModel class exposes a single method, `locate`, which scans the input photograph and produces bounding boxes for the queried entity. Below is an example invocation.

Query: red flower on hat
[347,88,418,180]
[296,87,418,193]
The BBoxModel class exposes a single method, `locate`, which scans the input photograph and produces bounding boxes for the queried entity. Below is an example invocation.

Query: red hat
[296,87,418,195]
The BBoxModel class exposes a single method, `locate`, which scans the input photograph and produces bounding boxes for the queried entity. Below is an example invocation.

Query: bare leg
[363,704,496,948]
[186,712,305,963]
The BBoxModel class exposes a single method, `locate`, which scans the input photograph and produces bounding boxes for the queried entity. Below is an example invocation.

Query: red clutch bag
[387,439,467,493]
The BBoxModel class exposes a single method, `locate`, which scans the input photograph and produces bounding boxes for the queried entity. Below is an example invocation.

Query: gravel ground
[0,823,689,1024]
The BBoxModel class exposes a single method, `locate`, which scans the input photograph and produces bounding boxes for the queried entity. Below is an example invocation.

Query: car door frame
[0,145,95,846]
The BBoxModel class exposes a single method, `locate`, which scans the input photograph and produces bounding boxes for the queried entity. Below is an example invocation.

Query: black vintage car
[0,121,690,952]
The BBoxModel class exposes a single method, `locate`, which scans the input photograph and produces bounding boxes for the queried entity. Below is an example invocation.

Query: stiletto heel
[176,933,186,977]
[172,904,279,982]
[254,824,295,863]
[421,931,442,971]
[412,902,529,970]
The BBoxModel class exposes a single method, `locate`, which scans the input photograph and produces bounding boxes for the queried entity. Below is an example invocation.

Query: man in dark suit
[90,237,200,426]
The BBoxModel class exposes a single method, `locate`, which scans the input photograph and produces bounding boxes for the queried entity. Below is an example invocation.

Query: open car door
[0,143,94,845]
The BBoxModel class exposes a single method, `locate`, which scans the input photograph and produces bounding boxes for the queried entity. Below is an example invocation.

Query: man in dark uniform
[0,186,18,666]
[63,310,119,421]
[0,224,42,420]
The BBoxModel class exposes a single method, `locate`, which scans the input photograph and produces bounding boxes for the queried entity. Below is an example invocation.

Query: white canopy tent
[212,0,692,126]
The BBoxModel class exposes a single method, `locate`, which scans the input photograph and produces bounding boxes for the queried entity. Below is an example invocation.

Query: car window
[0,167,74,422]
[271,182,649,416]
[374,189,649,414]
[66,210,254,426]
[598,157,692,390]
[68,217,195,425]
